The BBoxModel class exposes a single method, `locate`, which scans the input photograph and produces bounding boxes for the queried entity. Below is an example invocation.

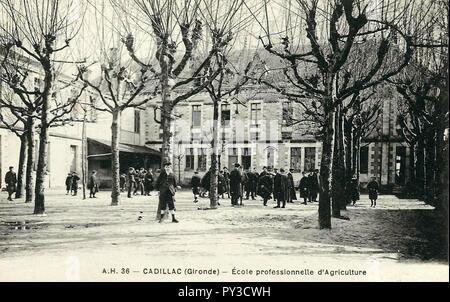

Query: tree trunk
[25,117,35,203]
[318,76,336,229]
[332,103,346,216]
[424,130,436,205]
[34,116,50,214]
[15,134,28,199]
[157,67,172,220]
[344,119,353,181]
[414,136,426,199]
[111,108,122,206]
[209,99,220,209]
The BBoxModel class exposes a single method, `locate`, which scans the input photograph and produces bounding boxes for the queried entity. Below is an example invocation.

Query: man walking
[4,166,17,201]
[155,162,180,223]
[229,163,242,206]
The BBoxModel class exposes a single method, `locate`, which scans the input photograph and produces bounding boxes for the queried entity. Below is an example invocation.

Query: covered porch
[87,138,161,188]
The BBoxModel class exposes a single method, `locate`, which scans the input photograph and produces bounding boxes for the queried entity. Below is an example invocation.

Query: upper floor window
[221,104,231,127]
[282,101,293,126]
[134,109,141,133]
[192,105,201,128]
[250,103,261,126]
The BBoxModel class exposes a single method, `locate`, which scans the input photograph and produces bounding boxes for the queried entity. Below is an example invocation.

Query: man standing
[244,169,254,200]
[134,168,145,196]
[259,170,273,206]
[367,177,379,208]
[309,169,320,202]
[144,168,154,196]
[257,166,268,197]
[298,171,310,205]
[286,168,297,203]
[229,163,242,206]
[273,168,288,208]
[190,171,201,203]
[71,172,80,196]
[4,166,17,201]
[155,162,180,223]
[127,167,136,198]
[65,173,73,195]
[88,170,98,198]
[223,167,230,198]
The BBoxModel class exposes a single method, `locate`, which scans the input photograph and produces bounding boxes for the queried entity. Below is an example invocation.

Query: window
[185,148,194,170]
[304,147,316,172]
[198,148,207,171]
[228,148,238,170]
[70,145,77,173]
[100,160,110,169]
[192,105,201,128]
[290,147,302,172]
[360,146,369,174]
[250,132,260,141]
[134,109,141,133]
[250,103,261,126]
[282,101,293,126]
[221,104,231,127]
[241,148,251,170]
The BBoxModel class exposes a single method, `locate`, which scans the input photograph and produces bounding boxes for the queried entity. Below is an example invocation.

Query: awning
[87,138,161,158]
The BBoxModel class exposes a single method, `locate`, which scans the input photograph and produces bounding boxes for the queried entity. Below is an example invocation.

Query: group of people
[190,164,322,209]
[65,170,98,198]
[189,165,381,209]
[122,167,155,198]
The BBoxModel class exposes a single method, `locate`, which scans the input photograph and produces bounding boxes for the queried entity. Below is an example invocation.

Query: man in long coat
[229,163,242,206]
[155,162,180,223]
[4,166,17,201]
[286,168,297,203]
[258,171,273,206]
[273,168,288,208]
[298,171,310,204]
[308,169,320,202]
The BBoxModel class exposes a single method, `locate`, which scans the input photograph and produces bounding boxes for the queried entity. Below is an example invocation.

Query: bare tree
[78,1,158,206]
[249,0,432,228]
[0,0,87,214]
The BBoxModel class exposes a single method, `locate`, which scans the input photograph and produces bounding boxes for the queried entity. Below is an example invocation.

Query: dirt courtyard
[0,189,448,282]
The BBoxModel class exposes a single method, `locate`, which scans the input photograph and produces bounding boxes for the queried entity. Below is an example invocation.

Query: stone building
[143,86,411,191]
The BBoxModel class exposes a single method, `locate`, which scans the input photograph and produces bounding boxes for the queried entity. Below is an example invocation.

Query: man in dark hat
[4,166,17,201]
[273,168,288,208]
[229,163,242,206]
[155,162,180,223]
[65,172,73,195]
[286,168,297,203]
[308,169,320,202]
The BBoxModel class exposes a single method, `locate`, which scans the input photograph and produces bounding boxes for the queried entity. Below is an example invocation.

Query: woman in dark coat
[346,176,360,206]
[367,177,379,208]
[298,171,310,204]
[155,162,179,223]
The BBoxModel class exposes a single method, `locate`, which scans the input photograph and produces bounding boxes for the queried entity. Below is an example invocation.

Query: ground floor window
[304,147,316,171]
[198,148,207,171]
[228,148,238,170]
[185,148,194,170]
[360,146,369,174]
[290,147,302,172]
[241,148,251,170]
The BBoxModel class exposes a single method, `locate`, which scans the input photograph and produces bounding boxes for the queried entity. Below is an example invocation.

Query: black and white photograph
[0,0,448,283]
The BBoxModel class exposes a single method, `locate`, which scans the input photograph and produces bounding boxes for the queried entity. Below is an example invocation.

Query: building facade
[143,88,412,190]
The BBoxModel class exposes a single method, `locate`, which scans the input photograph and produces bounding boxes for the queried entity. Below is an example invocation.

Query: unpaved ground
[0,190,448,281]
